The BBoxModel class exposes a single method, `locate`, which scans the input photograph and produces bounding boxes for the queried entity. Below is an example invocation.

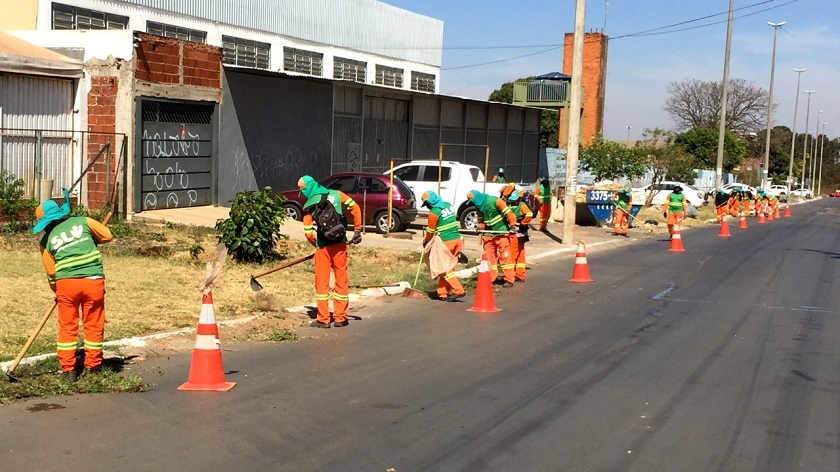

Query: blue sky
[385,0,839,142]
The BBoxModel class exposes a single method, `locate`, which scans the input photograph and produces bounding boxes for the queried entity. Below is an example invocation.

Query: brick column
[87,76,119,210]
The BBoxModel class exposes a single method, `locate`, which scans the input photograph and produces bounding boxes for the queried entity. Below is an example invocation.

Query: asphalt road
[2,200,839,471]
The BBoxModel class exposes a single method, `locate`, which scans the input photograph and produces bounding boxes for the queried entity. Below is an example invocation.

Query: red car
[276,173,417,233]
[830,190,840,198]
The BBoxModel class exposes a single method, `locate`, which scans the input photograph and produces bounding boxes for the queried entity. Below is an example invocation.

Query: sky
[384,0,840,142]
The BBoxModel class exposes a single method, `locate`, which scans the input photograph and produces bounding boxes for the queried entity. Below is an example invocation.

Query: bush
[0,170,37,232]
[215,187,287,263]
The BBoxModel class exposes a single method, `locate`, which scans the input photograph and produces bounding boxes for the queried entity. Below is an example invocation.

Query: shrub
[215,187,287,263]
[0,170,37,232]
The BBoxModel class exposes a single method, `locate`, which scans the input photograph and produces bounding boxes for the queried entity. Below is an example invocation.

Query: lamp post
[811,110,822,193]
[818,122,827,195]
[762,21,786,190]
[801,90,815,191]
[626,125,632,141]
[787,68,806,191]
[715,0,735,193]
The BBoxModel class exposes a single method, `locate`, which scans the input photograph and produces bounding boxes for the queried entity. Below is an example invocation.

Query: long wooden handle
[252,253,315,279]
[7,302,57,376]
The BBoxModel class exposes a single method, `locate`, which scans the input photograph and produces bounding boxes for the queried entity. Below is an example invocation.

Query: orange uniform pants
[509,235,527,281]
[538,203,551,230]
[667,212,684,235]
[314,243,349,324]
[715,204,727,223]
[55,278,106,373]
[728,200,740,217]
[614,207,629,235]
[742,200,751,216]
[483,235,514,283]
[437,239,465,298]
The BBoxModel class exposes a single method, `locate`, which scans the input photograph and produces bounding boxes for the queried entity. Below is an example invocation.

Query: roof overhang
[0,31,83,79]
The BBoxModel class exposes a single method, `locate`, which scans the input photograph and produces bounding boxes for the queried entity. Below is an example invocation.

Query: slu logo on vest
[51,225,90,252]
[440,207,455,219]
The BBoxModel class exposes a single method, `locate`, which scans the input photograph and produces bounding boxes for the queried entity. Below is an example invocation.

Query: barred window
[375,65,404,88]
[223,36,270,69]
[334,57,367,83]
[283,47,323,76]
[51,3,127,30]
[411,71,436,93]
[147,21,206,43]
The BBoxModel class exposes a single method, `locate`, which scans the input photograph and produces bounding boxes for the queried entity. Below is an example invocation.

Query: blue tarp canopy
[535,72,571,81]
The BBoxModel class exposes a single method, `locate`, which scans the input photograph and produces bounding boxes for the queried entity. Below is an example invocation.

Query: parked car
[632,181,705,207]
[387,160,533,230]
[790,187,813,199]
[276,173,417,234]
[720,183,758,196]
[766,184,789,202]
[829,190,840,198]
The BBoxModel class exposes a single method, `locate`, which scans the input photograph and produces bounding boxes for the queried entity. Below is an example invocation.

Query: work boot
[310,321,331,329]
[447,292,466,302]
[61,370,78,382]
[333,320,349,328]
[437,294,451,302]
[502,281,514,288]
[80,367,100,379]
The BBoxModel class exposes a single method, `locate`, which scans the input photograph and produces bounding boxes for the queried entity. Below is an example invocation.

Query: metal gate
[137,100,215,211]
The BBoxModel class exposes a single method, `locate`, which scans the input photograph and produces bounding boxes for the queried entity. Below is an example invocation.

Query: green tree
[580,136,648,181]
[744,126,794,184]
[489,78,559,148]
[674,128,746,172]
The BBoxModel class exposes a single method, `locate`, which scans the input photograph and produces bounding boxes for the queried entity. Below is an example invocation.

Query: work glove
[350,230,362,245]
[509,225,519,235]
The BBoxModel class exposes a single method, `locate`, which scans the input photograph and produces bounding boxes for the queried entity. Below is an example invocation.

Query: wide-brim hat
[32,189,71,234]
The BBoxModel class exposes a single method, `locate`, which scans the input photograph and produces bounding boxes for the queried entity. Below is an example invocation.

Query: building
[1,0,541,214]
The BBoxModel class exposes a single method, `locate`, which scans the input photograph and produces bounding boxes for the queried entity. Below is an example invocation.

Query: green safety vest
[428,203,461,242]
[479,196,512,232]
[538,182,551,204]
[42,217,104,281]
[613,192,631,211]
[303,189,347,247]
[667,192,685,213]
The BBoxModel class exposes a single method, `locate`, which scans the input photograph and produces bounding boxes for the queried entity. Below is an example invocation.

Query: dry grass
[0,222,432,361]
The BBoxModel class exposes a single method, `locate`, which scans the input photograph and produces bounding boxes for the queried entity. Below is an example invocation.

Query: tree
[489,78,559,148]
[580,136,648,181]
[743,126,791,184]
[674,128,746,172]
[636,128,697,207]
[664,78,769,135]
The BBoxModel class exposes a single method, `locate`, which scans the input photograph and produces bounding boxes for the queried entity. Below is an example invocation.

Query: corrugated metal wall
[0,74,74,197]
[114,0,443,66]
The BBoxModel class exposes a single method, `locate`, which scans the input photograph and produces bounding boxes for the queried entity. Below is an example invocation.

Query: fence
[0,128,128,217]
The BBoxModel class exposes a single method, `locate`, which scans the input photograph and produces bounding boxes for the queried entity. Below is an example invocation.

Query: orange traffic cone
[178,292,236,392]
[784,204,791,217]
[738,212,748,229]
[718,218,731,238]
[774,205,780,219]
[467,254,500,313]
[569,240,593,283]
[767,207,775,221]
[669,223,685,252]
[757,211,766,224]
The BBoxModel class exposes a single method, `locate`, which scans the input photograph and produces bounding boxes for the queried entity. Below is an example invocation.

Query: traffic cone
[718,218,731,238]
[767,207,775,221]
[784,204,791,217]
[467,254,500,313]
[568,240,593,283]
[669,224,685,252]
[774,205,780,219]
[178,292,236,392]
[738,212,748,229]
[757,211,766,224]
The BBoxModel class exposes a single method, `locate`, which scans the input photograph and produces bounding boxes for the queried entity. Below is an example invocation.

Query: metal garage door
[137,100,215,211]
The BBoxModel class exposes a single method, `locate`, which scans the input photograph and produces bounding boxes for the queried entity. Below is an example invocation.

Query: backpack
[314,194,346,243]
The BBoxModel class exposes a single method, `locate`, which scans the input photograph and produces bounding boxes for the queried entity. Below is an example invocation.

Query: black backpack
[314,194,346,243]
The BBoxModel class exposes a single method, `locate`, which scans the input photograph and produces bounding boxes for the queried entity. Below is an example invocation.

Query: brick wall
[561,32,608,146]
[87,75,118,210]
[134,32,221,88]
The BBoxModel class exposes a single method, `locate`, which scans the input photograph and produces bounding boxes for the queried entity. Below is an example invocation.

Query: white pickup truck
[387,160,532,230]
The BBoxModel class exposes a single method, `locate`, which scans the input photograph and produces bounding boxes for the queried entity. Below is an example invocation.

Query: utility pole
[801,90,815,190]
[762,21,785,189]
[787,68,806,191]
[811,110,822,193]
[818,122,827,195]
[715,0,735,192]
[563,0,587,246]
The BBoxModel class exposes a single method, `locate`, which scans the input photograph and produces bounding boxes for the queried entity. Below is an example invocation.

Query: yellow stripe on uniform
[54,251,102,272]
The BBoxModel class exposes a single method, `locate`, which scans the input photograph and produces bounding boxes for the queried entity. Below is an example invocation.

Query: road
[1,200,839,471]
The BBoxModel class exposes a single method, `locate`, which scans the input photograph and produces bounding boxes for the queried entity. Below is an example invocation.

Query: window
[222,36,270,69]
[283,47,323,76]
[324,176,356,193]
[375,65,404,88]
[147,21,206,43]
[51,3,127,30]
[334,57,367,83]
[358,177,388,194]
[411,71,436,93]
[393,166,420,182]
[420,167,451,182]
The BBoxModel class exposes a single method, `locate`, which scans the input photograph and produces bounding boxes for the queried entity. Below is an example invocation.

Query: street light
[626,125,632,141]
[787,68,806,190]
[818,122,827,195]
[762,21,786,190]
[811,110,822,193]
[801,90,815,190]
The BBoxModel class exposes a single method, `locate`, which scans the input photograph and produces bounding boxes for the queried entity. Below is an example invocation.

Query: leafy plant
[267,329,299,343]
[0,170,37,233]
[108,219,133,238]
[215,187,287,263]
[189,243,205,260]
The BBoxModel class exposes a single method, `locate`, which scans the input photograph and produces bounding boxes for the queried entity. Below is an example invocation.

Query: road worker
[492,167,506,183]
[499,182,516,199]
[714,189,729,223]
[612,185,632,236]
[34,190,112,381]
[506,189,533,282]
[754,189,767,218]
[421,191,466,301]
[739,188,752,217]
[727,188,741,218]
[299,175,361,328]
[664,184,688,237]
[467,189,517,287]
[534,176,552,231]
[769,193,780,219]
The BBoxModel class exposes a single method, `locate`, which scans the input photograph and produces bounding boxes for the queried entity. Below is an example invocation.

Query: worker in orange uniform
[506,189,533,282]
[664,184,688,237]
[727,188,741,217]
[421,191,466,301]
[741,188,753,217]
[492,168,506,183]
[612,185,632,236]
[299,175,362,328]
[534,176,552,231]
[714,189,729,223]
[34,190,112,381]
[467,189,517,287]
[499,182,516,199]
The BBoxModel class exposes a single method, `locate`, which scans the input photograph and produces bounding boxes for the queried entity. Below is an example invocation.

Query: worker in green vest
[492,168,505,183]
[422,191,466,301]
[664,185,688,237]
[534,176,552,231]
[611,185,632,237]
[467,189,517,287]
